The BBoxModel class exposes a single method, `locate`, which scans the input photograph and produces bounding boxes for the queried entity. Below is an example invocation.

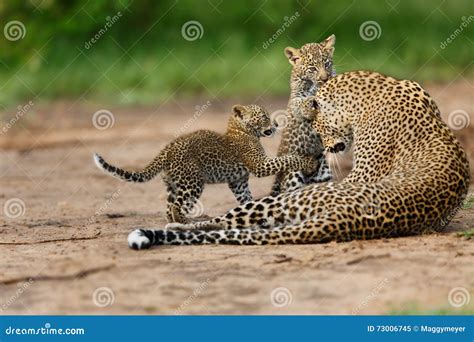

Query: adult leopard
[128,71,470,248]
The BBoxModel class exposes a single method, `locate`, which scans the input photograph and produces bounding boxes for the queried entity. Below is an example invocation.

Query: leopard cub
[94,104,317,223]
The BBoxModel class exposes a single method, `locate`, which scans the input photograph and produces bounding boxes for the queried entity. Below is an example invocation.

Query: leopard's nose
[318,70,329,82]
[333,142,345,153]
[263,129,274,136]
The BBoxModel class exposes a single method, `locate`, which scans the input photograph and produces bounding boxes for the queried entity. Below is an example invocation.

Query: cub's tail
[93,152,165,183]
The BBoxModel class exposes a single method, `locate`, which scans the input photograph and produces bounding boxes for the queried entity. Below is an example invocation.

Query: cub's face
[232,104,277,138]
[285,35,336,96]
[309,97,352,154]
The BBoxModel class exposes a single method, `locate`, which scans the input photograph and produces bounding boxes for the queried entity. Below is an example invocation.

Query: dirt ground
[0,81,473,315]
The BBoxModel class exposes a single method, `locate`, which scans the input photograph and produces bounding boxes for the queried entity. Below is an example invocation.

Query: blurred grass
[388,303,474,315]
[0,0,473,108]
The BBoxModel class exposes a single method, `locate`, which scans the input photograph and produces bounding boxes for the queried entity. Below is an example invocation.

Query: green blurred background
[0,0,472,107]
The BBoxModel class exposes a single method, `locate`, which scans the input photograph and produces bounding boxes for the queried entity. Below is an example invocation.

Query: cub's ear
[322,34,336,55]
[232,105,246,118]
[284,47,300,65]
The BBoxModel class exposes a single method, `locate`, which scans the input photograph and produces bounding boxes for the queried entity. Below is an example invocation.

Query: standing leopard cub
[94,104,317,224]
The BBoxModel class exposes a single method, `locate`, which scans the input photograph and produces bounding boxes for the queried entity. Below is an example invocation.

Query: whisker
[327,153,342,181]
[333,153,344,181]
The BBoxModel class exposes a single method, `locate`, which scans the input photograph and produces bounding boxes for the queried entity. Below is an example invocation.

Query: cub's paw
[302,157,318,175]
[128,229,152,250]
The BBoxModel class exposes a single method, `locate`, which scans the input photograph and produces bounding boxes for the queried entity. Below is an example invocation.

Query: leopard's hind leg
[228,175,252,204]
[167,170,204,223]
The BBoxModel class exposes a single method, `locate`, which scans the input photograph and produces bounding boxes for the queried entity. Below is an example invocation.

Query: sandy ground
[0,81,473,315]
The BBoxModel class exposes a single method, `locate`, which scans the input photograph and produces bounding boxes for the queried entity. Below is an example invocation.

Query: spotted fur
[272,35,336,196]
[95,104,317,224]
[128,71,470,248]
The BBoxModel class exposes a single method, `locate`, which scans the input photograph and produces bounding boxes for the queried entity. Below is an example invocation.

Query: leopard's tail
[128,227,285,249]
[93,152,165,183]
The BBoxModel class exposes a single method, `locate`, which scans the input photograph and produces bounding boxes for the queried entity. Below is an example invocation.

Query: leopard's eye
[324,60,332,69]
[307,66,317,73]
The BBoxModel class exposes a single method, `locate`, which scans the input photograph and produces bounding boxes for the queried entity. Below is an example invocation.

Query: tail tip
[128,229,152,250]
[93,153,104,170]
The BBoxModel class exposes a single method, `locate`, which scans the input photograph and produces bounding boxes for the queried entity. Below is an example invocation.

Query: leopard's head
[231,104,277,138]
[285,35,336,97]
[309,97,352,154]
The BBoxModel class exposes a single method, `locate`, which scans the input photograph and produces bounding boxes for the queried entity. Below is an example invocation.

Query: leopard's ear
[232,105,246,118]
[284,47,300,66]
[322,34,335,55]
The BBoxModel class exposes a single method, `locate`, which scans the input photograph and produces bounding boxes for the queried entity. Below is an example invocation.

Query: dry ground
[0,81,473,315]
